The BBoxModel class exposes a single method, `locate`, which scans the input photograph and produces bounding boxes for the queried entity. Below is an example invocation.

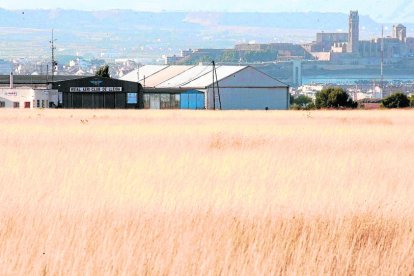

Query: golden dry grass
[1,109,414,275]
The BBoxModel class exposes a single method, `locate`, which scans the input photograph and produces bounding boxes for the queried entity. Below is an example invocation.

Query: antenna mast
[50,29,57,82]
[381,25,384,98]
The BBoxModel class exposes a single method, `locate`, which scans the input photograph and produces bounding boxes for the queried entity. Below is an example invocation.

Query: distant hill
[0,9,382,31]
[0,9,412,60]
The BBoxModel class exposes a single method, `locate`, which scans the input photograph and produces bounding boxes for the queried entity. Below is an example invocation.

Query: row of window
[0,100,50,108]
[143,94,180,109]
[32,100,49,108]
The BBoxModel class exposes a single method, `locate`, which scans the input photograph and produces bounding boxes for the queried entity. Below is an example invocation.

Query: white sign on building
[69,87,123,92]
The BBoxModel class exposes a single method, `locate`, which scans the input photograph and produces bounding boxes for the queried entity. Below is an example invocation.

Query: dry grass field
[1,109,414,275]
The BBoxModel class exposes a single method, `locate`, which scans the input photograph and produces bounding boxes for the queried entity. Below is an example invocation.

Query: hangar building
[53,76,142,109]
[121,65,290,110]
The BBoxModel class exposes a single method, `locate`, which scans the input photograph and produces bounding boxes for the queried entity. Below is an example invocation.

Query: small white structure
[0,73,59,109]
[122,65,290,110]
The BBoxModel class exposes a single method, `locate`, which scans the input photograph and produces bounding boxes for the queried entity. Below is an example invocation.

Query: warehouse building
[0,74,76,109]
[53,76,142,109]
[121,65,290,110]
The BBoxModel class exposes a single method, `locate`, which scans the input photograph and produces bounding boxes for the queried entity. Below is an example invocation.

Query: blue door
[180,90,205,110]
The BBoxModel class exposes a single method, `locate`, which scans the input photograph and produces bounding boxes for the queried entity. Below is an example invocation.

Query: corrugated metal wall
[207,87,289,110]
[180,90,205,110]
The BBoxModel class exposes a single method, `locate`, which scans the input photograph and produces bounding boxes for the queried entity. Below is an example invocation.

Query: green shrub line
[291,88,414,110]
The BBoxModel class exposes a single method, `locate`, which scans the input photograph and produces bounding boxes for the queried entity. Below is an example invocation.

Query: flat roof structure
[0,75,81,87]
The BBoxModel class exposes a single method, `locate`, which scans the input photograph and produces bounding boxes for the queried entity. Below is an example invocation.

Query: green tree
[95,65,110,78]
[290,94,295,106]
[290,95,315,110]
[409,95,414,108]
[294,95,313,107]
[315,87,356,109]
[382,92,410,109]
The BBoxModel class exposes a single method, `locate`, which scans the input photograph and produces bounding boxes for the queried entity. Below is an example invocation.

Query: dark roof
[53,76,139,86]
[0,75,82,85]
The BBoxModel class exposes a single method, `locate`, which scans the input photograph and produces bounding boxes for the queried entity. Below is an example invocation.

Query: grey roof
[0,75,81,85]
[121,65,288,89]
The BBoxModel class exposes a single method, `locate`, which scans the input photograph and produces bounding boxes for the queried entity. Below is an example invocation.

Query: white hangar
[121,65,290,110]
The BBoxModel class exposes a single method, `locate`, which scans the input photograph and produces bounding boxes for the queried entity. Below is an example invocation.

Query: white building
[0,74,64,109]
[121,65,289,110]
[0,88,58,109]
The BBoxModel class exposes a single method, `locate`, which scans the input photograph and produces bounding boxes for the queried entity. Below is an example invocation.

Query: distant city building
[303,10,414,63]
[303,11,359,57]
[163,55,182,65]
[316,33,349,44]
[181,49,193,57]
[393,24,407,42]
[359,37,408,59]
[406,37,414,54]
[331,42,348,53]
[316,33,348,51]
[292,60,302,87]
[347,11,360,54]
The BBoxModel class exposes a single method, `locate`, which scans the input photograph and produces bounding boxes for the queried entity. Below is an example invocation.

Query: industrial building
[0,74,75,109]
[52,76,142,109]
[1,66,289,110]
[0,74,140,110]
[121,65,290,110]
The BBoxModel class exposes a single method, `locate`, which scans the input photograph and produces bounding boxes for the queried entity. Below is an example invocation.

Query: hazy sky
[0,0,413,21]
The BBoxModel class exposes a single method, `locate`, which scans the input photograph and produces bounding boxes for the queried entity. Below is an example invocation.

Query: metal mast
[381,25,384,98]
[50,29,57,82]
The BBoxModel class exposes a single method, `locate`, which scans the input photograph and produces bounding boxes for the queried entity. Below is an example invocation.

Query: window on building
[171,94,180,109]
[127,93,138,104]
[143,94,150,109]
[37,100,40,108]
[160,94,171,109]
[0,101,5,108]
[13,102,19,108]
[24,102,30,108]
[150,94,161,109]
[41,100,45,108]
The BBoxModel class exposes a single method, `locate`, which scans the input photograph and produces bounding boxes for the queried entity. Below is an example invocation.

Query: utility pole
[214,62,222,110]
[212,62,216,110]
[50,29,57,82]
[211,61,222,110]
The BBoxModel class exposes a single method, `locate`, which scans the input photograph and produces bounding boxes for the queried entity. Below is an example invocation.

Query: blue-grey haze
[0,0,414,22]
